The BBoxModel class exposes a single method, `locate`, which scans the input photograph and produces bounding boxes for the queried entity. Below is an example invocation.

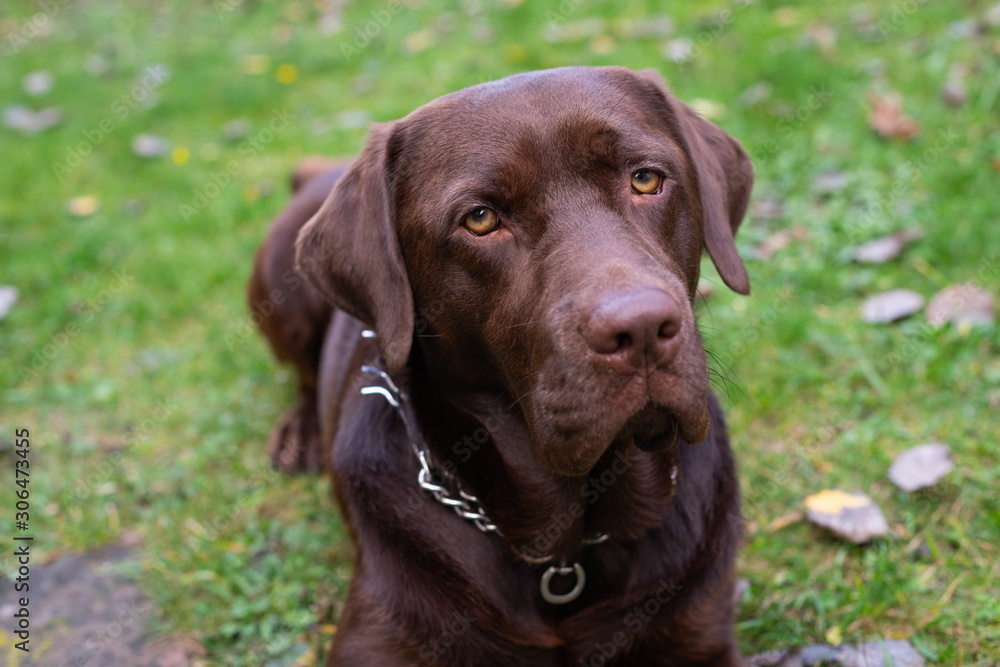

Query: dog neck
[406,363,681,564]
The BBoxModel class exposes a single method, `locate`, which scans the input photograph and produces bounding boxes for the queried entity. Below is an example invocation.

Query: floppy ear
[295,123,414,373]
[635,70,753,295]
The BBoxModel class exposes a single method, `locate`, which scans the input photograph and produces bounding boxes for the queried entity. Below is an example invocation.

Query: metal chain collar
[359,364,501,534]
[357,343,610,605]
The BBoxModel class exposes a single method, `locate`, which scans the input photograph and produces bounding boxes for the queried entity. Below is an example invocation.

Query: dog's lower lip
[628,409,680,453]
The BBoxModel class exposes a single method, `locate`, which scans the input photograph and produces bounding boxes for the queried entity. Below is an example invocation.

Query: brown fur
[249,67,753,665]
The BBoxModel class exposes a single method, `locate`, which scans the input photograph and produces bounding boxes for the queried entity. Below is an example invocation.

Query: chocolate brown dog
[249,66,752,666]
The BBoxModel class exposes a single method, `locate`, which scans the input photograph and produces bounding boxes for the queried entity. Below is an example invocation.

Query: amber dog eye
[630,170,662,194]
[462,207,500,235]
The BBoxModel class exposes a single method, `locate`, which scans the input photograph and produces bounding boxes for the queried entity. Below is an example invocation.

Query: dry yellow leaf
[68,196,99,216]
[805,489,871,514]
[805,489,889,543]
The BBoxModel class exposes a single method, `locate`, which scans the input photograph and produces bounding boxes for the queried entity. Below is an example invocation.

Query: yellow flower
[277,64,298,85]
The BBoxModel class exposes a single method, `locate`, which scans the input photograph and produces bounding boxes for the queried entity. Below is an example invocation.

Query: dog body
[249,67,753,666]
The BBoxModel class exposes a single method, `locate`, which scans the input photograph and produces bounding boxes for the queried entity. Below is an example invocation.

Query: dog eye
[462,207,500,235]
[630,170,662,194]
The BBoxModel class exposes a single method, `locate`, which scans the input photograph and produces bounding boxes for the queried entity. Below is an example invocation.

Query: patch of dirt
[0,545,201,666]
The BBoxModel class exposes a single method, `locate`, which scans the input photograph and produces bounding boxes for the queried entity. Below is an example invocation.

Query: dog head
[297,67,752,476]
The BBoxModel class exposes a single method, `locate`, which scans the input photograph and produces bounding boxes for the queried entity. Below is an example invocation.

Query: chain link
[358,360,609,565]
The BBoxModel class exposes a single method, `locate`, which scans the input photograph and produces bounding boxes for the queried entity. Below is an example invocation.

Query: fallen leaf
[589,34,616,55]
[803,22,837,55]
[616,15,675,39]
[806,489,869,514]
[22,70,53,96]
[756,230,792,260]
[750,196,785,220]
[240,53,270,75]
[733,577,750,604]
[813,171,848,194]
[740,81,773,107]
[222,118,251,141]
[2,105,62,133]
[68,196,100,217]
[868,92,920,141]
[860,289,924,323]
[941,79,967,108]
[662,37,694,63]
[84,53,112,76]
[854,237,901,264]
[690,99,726,121]
[748,639,924,667]
[335,109,373,130]
[852,228,922,264]
[542,18,606,43]
[131,134,170,158]
[850,7,881,42]
[805,490,888,543]
[925,283,995,328]
[889,443,954,492]
[0,286,18,320]
[987,1,1000,26]
[696,278,715,300]
[767,511,803,532]
[946,18,981,40]
[773,7,799,26]
[844,639,925,667]
[406,30,434,54]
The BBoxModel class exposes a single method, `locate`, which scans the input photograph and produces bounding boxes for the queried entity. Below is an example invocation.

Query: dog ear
[635,70,753,295]
[295,123,414,373]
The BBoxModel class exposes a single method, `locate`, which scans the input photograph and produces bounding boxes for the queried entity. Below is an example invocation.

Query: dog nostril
[658,317,681,340]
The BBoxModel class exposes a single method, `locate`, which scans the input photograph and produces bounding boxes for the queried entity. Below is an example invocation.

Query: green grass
[2,0,998,664]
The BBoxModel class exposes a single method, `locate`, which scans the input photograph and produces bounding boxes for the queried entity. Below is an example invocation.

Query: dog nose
[582,289,683,370]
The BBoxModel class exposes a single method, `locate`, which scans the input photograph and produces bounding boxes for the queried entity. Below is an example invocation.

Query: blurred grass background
[1,0,998,664]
